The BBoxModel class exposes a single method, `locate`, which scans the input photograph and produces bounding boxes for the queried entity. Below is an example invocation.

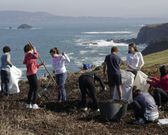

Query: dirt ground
[0,66,168,135]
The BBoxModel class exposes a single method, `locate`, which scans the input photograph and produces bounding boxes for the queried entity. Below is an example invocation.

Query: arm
[126,54,135,70]
[6,54,12,67]
[63,53,70,63]
[103,56,107,77]
[32,48,39,59]
[138,52,144,69]
[94,74,106,90]
[147,77,160,88]
[103,62,107,77]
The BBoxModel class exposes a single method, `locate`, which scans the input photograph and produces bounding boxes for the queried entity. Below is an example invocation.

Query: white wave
[80,50,88,55]
[77,40,128,47]
[82,31,132,35]
[31,27,41,30]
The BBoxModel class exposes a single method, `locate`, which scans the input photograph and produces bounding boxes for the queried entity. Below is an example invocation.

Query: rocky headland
[116,23,168,55]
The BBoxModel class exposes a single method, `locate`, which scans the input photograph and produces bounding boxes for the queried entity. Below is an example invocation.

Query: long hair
[50,47,60,54]
[128,43,138,53]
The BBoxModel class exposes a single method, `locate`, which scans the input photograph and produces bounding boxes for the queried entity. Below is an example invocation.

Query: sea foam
[82,31,132,35]
[76,39,128,47]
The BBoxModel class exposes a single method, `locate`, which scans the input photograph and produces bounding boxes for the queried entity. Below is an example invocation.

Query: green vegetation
[144,49,168,68]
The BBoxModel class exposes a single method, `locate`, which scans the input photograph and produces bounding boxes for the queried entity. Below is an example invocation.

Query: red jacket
[147,74,168,93]
[23,51,40,76]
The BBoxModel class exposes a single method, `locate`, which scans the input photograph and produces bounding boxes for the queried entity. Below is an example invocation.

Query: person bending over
[79,72,106,112]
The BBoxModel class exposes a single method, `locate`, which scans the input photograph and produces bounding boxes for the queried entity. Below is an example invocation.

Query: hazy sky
[0,0,167,17]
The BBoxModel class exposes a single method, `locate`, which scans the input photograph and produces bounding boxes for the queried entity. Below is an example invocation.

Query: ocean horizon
[0,19,157,78]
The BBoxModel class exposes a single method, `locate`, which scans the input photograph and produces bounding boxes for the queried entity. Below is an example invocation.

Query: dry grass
[0,50,168,135]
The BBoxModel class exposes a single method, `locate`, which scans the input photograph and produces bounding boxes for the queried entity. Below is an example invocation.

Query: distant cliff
[137,23,168,44]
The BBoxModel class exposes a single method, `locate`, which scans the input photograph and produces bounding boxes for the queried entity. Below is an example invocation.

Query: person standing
[50,48,70,103]
[103,46,123,100]
[0,46,12,96]
[23,44,43,109]
[78,72,106,111]
[126,43,144,76]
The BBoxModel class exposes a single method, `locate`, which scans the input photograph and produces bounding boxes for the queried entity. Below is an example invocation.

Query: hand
[62,52,65,56]
[40,61,44,66]
[33,46,37,52]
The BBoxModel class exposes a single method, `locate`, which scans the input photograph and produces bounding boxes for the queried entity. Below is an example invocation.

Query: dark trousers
[153,88,168,107]
[1,70,10,94]
[79,76,98,109]
[27,74,38,104]
[131,100,145,120]
[127,69,138,78]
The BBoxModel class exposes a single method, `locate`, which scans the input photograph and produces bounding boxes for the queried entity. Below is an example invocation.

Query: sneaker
[32,104,39,109]
[26,104,32,109]
[81,107,88,112]
[96,108,100,112]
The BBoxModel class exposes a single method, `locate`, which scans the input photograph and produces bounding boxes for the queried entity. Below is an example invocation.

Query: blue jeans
[55,73,67,101]
[1,69,10,95]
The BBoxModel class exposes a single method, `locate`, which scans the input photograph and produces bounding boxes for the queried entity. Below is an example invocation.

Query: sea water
[0,20,146,79]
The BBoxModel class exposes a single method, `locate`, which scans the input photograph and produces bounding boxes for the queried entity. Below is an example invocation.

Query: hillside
[143,49,168,68]
[0,50,168,135]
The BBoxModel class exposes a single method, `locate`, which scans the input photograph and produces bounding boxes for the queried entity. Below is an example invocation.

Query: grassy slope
[144,49,168,68]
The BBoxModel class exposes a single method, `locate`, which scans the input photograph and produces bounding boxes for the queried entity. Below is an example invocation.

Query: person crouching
[131,86,159,124]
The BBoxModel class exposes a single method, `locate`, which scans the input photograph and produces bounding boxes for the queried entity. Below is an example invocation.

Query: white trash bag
[113,70,135,103]
[9,66,22,94]
[133,71,150,92]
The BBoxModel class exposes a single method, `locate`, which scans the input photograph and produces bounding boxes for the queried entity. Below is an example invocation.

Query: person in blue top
[131,86,159,124]
[0,46,12,96]
[103,46,123,100]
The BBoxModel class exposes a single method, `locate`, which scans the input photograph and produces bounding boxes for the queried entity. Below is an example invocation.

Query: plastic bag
[113,70,135,103]
[133,71,150,92]
[9,66,22,94]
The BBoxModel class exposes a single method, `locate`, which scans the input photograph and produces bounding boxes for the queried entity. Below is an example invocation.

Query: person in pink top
[23,44,43,109]
[147,65,168,108]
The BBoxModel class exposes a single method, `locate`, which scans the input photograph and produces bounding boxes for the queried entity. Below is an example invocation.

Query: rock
[114,38,137,44]
[17,24,32,29]
[142,40,168,55]
[137,23,168,44]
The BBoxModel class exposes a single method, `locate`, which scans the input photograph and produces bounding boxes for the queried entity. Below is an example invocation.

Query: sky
[0,0,167,18]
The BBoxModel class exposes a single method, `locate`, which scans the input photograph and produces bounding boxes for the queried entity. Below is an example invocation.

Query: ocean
[0,19,156,78]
